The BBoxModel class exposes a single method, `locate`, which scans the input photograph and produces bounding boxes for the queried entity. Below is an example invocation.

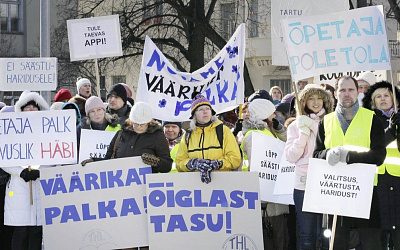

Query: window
[0,0,23,33]
[220,2,236,40]
[248,0,258,38]
[112,75,126,84]
[270,79,292,96]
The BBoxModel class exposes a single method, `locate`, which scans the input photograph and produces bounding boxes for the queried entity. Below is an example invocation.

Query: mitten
[81,158,94,166]
[232,119,243,136]
[186,158,201,171]
[209,160,223,170]
[326,147,341,166]
[272,118,283,130]
[20,168,40,182]
[141,153,160,166]
[297,115,314,129]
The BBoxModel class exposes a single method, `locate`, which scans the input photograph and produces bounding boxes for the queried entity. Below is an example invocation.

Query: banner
[314,70,387,85]
[273,153,295,195]
[0,58,57,91]
[0,110,77,167]
[271,0,349,65]
[79,129,116,161]
[303,158,375,219]
[67,15,123,61]
[136,24,245,121]
[281,6,391,82]
[250,133,294,204]
[146,172,263,250]
[40,157,152,249]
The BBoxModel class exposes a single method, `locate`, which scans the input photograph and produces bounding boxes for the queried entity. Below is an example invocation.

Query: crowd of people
[0,73,399,250]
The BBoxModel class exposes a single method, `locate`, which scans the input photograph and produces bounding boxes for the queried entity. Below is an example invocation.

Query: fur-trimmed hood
[362,81,400,110]
[15,91,49,112]
[297,86,333,116]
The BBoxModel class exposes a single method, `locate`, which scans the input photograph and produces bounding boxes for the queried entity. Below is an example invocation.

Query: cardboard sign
[303,158,376,219]
[79,129,116,161]
[67,15,123,61]
[0,58,57,91]
[40,157,152,249]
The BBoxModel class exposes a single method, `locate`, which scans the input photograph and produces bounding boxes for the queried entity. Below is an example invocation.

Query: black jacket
[100,122,172,173]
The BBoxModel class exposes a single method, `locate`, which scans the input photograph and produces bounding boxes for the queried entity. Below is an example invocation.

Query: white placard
[281,6,391,81]
[136,24,245,121]
[67,15,123,61]
[250,133,294,204]
[40,157,152,249]
[303,158,376,219]
[314,70,387,84]
[273,153,295,195]
[271,0,349,65]
[146,172,264,250]
[79,129,117,161]
[0,110,77,167]
[0,58,57,91]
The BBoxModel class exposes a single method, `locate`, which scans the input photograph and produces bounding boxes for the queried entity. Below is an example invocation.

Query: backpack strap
[216,123,224,148]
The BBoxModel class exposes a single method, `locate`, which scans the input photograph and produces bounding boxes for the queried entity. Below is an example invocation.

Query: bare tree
[55,0,255,96]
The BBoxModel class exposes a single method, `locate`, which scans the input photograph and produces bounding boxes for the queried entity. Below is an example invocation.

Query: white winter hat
[129,102,153,124]
[76,78,91,92]
[15,91,49,112]
[356,72,376,86]
[248,99,276,121]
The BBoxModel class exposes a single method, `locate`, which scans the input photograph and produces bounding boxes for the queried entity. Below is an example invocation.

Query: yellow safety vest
[240,129,274,172]
[377,140,400,176]
[324,108,377,183]
[169,144,179,173]
[105,124,121,132]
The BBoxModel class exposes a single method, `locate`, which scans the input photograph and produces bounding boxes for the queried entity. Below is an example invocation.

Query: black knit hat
[107,84,127,104]
[162,121,182,129]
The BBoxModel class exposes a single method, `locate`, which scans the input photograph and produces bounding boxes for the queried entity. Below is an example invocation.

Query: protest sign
[67,15,123,61]
[146,172,263,250]
[0,58,57,91]
[250,133,294,204]
[273,153,295,195]
[303,158,375,219]
[79,129,116,161]
[281,6,391,81]
[40,157,152,249]
[271,0,349,65]
[0,110,77,167]
[136,24,245,121]
[314,70,387,85]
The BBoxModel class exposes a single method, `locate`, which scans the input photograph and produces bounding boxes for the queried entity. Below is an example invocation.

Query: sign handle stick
[329,214,338,250]
[389,70,398,113]
[94,58,101,97]
[28,166,33,206]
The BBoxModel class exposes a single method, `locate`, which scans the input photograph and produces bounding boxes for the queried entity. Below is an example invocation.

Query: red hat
[54,88,72,102]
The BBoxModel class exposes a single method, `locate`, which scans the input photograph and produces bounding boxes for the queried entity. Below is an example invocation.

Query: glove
[272,118,283,130]
[186,158,210,171]
[20,168,40,182]
[326,147,341,166]
[232,119,243,136]
[390,112,400,128]
[209,160,223,170]
[141,153,160,166]
[200,160,223,184]
[81,158,94,166]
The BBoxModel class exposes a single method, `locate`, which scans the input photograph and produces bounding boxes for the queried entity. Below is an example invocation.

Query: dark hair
[335,76,358,90]
[21,100,40,111]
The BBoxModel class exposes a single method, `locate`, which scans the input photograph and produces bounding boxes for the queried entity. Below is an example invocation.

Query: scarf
[335,101,359,134]
[379,107,395,118]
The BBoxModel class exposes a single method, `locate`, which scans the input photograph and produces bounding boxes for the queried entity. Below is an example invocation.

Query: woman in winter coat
[284,84,333,250]
[241,98,290,250]
[175,94,241,183]
[362,81,400,249]
[81,96,121,132]
[82,102,172,174]
[1,91,50,250]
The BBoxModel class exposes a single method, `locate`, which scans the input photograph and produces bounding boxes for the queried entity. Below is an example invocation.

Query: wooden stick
[28,166,33,206]
[94,58,101,97]
[329,214,338,250]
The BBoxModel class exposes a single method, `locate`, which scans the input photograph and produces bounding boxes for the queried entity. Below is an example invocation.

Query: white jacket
[2,166,45,226]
